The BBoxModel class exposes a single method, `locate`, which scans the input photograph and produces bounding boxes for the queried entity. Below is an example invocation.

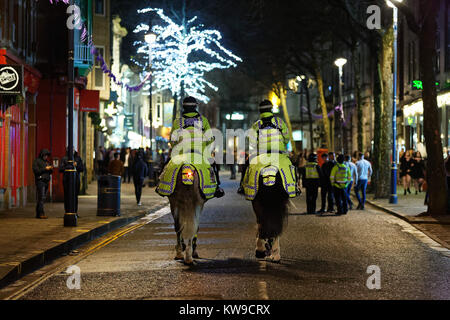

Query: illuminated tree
[132,7,242,104]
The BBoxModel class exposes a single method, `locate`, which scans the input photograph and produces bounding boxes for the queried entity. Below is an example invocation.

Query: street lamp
[63,0,78,227]
[387,0,402,204]
[145,29,157,186]
[334,57,347,154]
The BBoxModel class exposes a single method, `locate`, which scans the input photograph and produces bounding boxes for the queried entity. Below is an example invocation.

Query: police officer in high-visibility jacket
[329,154,352,215]
[301,153,323,214]
[248,100,290,157]
[170,96,224,198]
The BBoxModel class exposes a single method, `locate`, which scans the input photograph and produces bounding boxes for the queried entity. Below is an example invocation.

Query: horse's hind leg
[175,231,184,260]
[184,238,194,265]
[192,232,199,259]
[266,236,281,263]
[255,224,266,259]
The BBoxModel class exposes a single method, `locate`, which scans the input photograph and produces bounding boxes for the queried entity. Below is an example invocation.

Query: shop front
[402,91,450,156]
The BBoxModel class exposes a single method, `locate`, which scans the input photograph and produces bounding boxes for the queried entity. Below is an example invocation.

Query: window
[94,47,104,88]
[95,0,105,16]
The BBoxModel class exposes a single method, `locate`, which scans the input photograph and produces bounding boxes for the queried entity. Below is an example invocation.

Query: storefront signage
[412,80,440,90]
[0,65,23,95]
[124,115,134,129]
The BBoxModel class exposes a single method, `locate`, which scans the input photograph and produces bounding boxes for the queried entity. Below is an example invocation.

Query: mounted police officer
[170,96,224,198]
[243,99,299,195]
[249,100,290,157]
[330,154,351,215]
[301,153,323,214]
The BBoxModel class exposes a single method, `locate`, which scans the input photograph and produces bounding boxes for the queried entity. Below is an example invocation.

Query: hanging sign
[0,65,23,95]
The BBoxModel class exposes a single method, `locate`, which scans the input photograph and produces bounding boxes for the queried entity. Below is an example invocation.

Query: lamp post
[145,29,157,187]
[334,57,347,154]
[387,0,402,204]
[63,0,77,227]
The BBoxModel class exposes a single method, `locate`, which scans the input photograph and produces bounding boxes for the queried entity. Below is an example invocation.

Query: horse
[251,166,290,263]
[168,165,206,265]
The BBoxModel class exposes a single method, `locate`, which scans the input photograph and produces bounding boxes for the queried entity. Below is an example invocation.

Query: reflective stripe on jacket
[330,163,351,189]
[305,162,319,179]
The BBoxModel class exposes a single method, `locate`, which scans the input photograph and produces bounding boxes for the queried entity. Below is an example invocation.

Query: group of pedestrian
[399,149,426,195]
[299,151,372,216]
[97,146,169,206]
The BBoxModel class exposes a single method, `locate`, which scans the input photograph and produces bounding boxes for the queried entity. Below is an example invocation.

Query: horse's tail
[170,166,203,241]
[253,172,289,239]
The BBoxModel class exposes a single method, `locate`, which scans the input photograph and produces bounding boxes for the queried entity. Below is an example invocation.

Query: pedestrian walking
[330,154,351,215]
[301,153,323,214]
[95,146,105,176]
[344,155,358,210]
[32,149,53,219]
[319,152,336,213]
[132,152,148,206]
[355,152,372,210]
[123,148,133,183]
[108,153,124,177]
[400,150,414,195]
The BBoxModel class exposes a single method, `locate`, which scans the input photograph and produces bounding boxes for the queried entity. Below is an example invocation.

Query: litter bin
[97,175,121,216]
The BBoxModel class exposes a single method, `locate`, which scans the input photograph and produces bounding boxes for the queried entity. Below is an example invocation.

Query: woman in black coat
[400,150,414,195]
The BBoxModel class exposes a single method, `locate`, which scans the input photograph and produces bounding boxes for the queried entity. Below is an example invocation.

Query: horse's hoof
[174,255,184,261]
[192,251,200,259]
[255,250,266,259]
[266,256,281,263]
[184,260,194,266]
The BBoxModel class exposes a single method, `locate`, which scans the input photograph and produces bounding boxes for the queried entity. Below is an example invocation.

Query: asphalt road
[14,176,450,300]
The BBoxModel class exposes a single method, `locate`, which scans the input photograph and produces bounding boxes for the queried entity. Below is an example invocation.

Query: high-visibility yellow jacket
[170,112,214,157]
[249,112,290,155]
[330,163,351,189]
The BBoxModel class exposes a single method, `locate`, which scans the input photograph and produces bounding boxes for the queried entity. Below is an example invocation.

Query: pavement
[365,186,450,251]
[0,179,168,289]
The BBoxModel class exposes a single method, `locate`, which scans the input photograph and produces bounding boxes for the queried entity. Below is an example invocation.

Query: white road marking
[258,281,269,300]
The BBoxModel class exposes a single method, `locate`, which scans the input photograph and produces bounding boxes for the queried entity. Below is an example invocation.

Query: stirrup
[214,187,225,198]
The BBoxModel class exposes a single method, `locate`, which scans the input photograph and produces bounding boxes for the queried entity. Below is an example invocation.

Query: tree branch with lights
[132,7,242,113]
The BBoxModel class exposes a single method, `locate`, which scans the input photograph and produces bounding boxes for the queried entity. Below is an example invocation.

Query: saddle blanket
[243,153,297,201]
[156,153,217,200]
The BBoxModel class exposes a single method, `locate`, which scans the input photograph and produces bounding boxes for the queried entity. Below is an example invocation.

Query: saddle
[243,153,298,201]
[156,153,217,200]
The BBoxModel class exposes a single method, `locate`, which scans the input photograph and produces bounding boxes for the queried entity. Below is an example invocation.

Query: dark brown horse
[252,167,289,262]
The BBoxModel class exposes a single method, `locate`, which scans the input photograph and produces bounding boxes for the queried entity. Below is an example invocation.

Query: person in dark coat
[132,152,149,206]
[32,149,53,219]
[108,153,124,176]
[319,152,336,213]
[59,149,85,215]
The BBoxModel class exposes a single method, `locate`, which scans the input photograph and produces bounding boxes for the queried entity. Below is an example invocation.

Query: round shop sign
[0,66,20,92]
